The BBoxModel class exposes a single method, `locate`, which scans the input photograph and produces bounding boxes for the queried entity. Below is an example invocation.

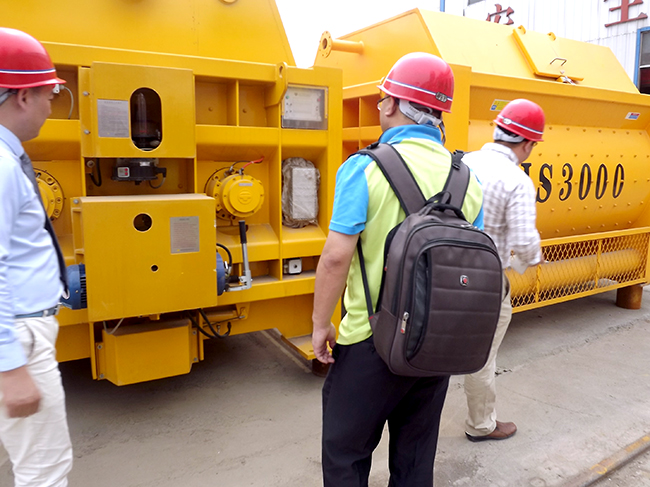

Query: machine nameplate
[97,99,130,138]
[282,85,328,129]
[170,216,200,254]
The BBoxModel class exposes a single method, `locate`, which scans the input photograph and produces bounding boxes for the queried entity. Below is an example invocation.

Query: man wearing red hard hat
[313,52,484,486]
[0,27,72,486]
[462,98,544,442]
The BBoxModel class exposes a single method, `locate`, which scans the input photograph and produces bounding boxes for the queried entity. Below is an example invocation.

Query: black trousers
[322,338,450,487]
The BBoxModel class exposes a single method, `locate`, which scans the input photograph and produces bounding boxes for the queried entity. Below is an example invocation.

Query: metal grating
[507,230,650,312]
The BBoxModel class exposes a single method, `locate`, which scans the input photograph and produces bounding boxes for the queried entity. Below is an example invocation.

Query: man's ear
[383,97,399,116]
[14,88,31,109]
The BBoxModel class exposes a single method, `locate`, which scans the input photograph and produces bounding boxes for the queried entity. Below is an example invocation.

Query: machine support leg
[616,284,644,310]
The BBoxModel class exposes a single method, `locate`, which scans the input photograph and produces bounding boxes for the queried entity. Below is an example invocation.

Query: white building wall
[460,0,650,85]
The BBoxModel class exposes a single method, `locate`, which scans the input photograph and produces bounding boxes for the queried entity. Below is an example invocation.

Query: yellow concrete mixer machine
[3,0,342,385]
[315,9,650,314]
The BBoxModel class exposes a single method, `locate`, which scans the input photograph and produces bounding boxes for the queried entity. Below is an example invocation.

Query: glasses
[0,89,17,106]
[376,95,391,111]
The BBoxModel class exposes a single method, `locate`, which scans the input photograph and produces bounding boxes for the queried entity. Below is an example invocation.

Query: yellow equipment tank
[314,9,650,313]
[4,0,342,385]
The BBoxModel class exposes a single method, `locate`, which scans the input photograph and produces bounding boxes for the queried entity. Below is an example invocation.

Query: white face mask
[494,125,525,143]
[398,98,442,127]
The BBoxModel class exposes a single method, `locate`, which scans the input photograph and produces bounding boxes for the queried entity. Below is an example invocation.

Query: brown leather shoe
[465,421,517,442]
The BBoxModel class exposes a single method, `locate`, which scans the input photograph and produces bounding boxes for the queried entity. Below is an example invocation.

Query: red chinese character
[486,3,515,25]
[604,0,648,27]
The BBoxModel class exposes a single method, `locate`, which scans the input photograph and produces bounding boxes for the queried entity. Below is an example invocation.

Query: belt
[15,305,60,319]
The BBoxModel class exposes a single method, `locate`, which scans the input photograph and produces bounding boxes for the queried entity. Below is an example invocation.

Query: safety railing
[508,228,650,312]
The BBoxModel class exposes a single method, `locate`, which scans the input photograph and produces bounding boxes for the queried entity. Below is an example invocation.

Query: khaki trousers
[0,316,72,487]
[464,276,512,437]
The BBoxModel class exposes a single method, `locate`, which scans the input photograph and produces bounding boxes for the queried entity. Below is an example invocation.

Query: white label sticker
[284,87,324,122]
[626,112,641,120]
[170,216,200,254]
[97,99,130,138]
[290,167,318,221]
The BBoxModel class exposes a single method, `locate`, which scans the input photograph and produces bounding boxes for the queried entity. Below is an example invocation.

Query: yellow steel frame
[315,9,650,313]
[7,0,343,384]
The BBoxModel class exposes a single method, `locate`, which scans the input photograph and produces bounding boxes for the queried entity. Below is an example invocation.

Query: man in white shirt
[462,99,545,442]
[0,27,72,486]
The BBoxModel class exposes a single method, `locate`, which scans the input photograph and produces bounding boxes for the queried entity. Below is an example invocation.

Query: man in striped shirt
[462,99,545,442]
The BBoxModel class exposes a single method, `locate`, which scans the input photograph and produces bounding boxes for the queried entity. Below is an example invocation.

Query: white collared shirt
[463,142,542,270]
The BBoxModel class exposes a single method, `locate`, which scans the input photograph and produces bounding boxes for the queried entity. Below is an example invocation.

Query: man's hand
[1,366,41,418]
[312,322,337,364]
[311,231,359,365]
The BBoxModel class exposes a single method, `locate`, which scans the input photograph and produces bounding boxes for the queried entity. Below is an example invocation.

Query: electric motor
[206,172,265,220]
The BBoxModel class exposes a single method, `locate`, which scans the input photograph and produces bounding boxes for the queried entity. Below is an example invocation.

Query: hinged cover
[513,26,584,82]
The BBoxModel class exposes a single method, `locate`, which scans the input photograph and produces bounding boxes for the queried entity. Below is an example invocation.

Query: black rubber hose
[199,308,231,338]
[216,243,233,268]
[186,311,216,339]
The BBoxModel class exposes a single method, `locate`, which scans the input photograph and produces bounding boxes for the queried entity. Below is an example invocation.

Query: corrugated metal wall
[463,0,649,85]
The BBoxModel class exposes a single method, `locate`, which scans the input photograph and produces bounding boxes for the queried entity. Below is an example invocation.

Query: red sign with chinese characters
[486,3,515,25]
[604,0,648,27]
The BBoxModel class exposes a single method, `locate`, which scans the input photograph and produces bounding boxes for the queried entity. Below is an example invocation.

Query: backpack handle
[424,202,467,221]
[424,192,468,221]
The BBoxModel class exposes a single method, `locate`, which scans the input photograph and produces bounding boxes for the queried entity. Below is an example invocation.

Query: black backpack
[356,142,503,377]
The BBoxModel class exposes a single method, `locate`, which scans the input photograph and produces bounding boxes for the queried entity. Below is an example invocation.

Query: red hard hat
[495,99,545,142]
[0,27,65,89]
[378,52,454,113]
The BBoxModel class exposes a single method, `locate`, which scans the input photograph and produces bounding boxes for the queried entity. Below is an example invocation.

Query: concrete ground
[602,448,650,486]
[1,287,650,487]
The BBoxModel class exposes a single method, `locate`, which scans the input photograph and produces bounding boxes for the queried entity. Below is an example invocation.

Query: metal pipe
[508,249,644,298]
[228,220,252,291]
[318,31,364,58]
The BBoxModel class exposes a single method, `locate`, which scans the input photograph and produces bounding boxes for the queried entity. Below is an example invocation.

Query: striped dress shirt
[462,142,542,270]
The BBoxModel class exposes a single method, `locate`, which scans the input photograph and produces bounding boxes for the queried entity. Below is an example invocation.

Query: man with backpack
[462,99,544,442]
[312,52,484,487]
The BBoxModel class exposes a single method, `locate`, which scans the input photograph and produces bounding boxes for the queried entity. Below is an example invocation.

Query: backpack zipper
[404,238,501,358]
[391,220,498,313]
[400,311,409,334]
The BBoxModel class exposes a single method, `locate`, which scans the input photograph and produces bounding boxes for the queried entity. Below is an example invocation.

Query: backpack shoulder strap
[357,142,426,215]
[442,150,471,211]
